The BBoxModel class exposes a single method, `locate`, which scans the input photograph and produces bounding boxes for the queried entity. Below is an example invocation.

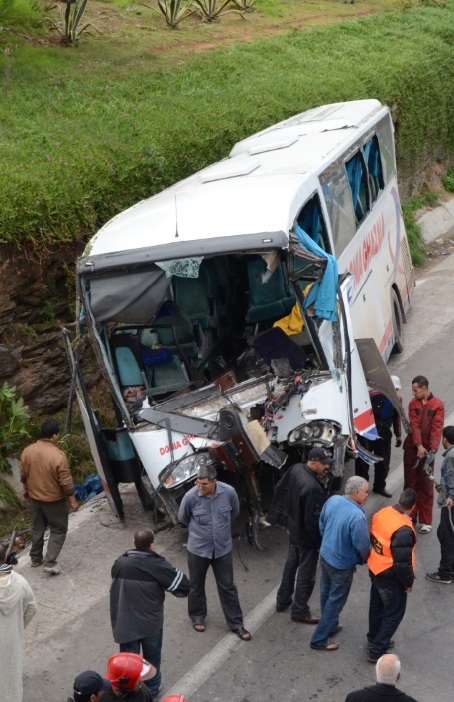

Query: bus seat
[245,258,295,324]
[153,303,199,359]
[174,265,212,330]
[147,355,188,397]
[110,332,146,388]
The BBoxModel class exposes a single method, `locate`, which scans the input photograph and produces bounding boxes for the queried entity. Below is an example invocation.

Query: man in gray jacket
[426,425,454,583]
[110,529,189,697]
[178,465,251,641]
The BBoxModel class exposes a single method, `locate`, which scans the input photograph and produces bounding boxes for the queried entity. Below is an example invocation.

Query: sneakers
[30,560,43,568]
[43,564,61,575]
[425,572,451,584]
[419,524,432,534]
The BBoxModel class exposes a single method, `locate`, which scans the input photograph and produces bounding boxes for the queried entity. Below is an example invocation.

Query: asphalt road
[20,252,454,702]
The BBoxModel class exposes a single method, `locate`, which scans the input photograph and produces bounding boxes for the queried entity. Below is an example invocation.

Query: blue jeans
[310,557,355,647]
[120,629,163,696]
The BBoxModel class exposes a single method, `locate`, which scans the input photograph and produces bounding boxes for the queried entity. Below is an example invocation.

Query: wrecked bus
[69,99,413,546]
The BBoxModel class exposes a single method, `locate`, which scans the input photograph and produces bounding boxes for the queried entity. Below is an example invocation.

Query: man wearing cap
[268,447,332,623]
[68,671,111,702]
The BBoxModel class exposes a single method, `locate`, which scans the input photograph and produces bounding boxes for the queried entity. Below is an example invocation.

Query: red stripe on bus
[354,408,375,432]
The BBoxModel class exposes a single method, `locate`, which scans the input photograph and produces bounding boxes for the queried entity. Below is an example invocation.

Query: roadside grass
[443,168,454,193]
[0,0,452,258]
[402,192,440,266]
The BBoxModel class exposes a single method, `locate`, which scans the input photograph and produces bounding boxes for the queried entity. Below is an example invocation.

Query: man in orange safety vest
[366,488,417,663]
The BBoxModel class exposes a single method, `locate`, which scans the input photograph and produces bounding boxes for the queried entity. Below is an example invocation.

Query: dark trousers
[403,445,434,524]
[187,550,244,631]
[276,542,319,617]
[120,629,163,696]
[368,571,407,658]
[29,499,68,567]
[437,506,454,578]
[355,429,392,492]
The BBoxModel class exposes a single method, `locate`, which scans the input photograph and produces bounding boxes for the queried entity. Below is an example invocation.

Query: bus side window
[345,151,370,226]
[319,158,356,258]
[364,134,385,205]
[375,112,396,184]
[296,193,331,253]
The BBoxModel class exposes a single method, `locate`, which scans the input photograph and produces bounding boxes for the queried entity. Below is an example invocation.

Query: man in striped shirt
[110,529,189,697]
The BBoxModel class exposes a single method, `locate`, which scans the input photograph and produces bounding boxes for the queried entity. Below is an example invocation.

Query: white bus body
[74,99,412,538]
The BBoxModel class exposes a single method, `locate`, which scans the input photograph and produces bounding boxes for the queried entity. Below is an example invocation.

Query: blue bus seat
[110,331,146,388]
[245,258,295,324]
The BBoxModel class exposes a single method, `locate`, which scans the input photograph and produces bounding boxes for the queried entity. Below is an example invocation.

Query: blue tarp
[294,223,338,322]
[74,473,104,503]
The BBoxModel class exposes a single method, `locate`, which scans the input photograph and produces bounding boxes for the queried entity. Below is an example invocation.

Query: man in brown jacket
[20,419,78,574]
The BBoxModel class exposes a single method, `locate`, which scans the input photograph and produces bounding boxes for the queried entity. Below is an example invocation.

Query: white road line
[163,586,278,698]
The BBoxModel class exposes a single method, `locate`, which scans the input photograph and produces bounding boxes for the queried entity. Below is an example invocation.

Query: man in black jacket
[345,654,419,701]
[268,447,333,623]
[110,530,190,697]
[366,489,417,663]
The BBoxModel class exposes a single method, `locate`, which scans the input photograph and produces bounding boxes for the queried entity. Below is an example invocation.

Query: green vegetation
[402,192,439,266]
[0,0,452,259]
[0,382,31,474]
[442,168,454,193]
[45,0,101,45]
[0,382,30,511]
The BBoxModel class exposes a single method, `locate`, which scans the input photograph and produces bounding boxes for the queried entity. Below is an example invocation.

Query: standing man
[426,426,454,584]
[355,377,402,498]
[178,465,251,641]
[20,418,78,575]
[310,476,370,652]
[110,529,189,698]
[367,488,417,663]
[345,654,419,702]
[0,543,37,702]
[270,448,332,621]
[403,375,444,533]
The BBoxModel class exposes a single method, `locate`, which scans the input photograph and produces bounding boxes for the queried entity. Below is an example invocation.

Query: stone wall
[0,244,100,415]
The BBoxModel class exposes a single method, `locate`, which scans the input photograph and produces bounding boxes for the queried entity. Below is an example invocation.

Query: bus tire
[391,290,404,354]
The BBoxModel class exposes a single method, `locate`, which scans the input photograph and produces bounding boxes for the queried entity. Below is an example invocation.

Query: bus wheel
[391,290,404,354]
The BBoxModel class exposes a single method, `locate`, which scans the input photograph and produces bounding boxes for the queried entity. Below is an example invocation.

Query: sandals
[310,641,339,651]
[233,627,251,641]
[192,620,206,633]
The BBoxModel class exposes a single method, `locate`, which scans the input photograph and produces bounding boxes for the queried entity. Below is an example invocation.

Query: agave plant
[230,0,259,11]
[143,0,197,29]
[45,0,101,45]
[192,0,241,22]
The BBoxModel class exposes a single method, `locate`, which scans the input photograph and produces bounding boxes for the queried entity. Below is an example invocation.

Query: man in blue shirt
[178,465,251,641]
[310,476,370,651]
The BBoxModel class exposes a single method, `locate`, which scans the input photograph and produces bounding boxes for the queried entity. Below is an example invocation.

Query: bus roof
[82,99,386,266]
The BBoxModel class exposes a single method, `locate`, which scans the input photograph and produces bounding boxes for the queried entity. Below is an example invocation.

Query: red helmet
[106,653,156,692]
[163,697,189,702]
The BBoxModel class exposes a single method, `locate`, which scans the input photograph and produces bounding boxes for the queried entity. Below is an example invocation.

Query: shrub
[0,382,30,473]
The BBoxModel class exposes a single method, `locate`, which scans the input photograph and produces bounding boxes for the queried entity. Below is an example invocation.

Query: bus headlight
[161,452,213,489]
[288,421,339,447]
